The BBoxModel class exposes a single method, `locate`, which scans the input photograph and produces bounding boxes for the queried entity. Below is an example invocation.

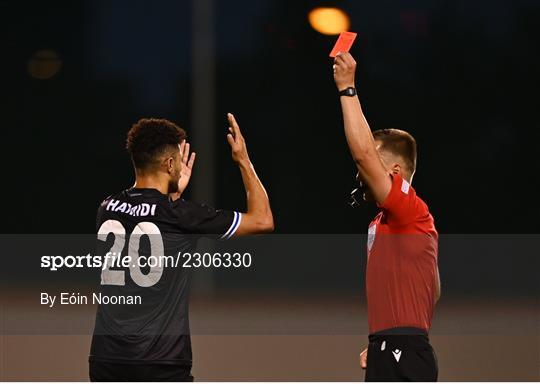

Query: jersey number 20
[97,219,164,287]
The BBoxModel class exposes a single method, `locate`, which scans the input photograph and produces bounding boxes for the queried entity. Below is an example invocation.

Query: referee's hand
[360,348,368,369]
[226,113,250,165]
[333,52,356,91]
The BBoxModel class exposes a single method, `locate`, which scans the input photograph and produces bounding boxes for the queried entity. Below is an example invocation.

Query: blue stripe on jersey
[221,211,241,240]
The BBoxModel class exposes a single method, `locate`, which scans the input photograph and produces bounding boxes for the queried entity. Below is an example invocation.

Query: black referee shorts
[89,361,193,382]
[365,327,438,382]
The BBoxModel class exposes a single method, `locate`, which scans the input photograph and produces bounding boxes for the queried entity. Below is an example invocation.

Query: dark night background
[1,2,539,381]
[2,0,539,234]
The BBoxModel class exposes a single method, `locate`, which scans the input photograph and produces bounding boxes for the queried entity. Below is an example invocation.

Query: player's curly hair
[126,118,186,170]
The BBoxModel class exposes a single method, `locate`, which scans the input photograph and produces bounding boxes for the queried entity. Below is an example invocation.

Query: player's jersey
[366,174,438,334]
[89,187,241,365]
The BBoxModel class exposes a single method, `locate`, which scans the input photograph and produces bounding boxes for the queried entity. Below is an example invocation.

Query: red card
[329,32,357,58]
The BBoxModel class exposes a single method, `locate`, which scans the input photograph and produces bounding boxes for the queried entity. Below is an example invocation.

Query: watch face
[342,87,356,96]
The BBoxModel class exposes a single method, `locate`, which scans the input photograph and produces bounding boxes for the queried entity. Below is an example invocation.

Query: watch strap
[339,87,357,97]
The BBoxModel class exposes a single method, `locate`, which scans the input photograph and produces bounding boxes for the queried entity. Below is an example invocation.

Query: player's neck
[133,174,169,195]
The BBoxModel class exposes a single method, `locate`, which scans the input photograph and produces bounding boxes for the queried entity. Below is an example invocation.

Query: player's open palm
[178,140,196,195]
[226,113,250,164]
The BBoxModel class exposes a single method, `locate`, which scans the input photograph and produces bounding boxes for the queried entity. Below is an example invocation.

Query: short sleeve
[378,174,426,226]
[172,199,242,239]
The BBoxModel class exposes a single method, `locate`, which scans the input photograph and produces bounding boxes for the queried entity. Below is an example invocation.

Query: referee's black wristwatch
[339,87,357,97]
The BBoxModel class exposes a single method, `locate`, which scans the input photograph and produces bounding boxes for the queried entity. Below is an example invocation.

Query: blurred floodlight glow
[308,7,350,35]
[28,50,62,80]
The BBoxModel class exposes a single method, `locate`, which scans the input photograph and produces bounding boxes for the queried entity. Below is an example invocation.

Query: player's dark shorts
[89,361,193,382]
[365,327,438,382]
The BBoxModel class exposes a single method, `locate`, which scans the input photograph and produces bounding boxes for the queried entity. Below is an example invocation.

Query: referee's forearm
[340,96,378,165]
[238,159,273,229]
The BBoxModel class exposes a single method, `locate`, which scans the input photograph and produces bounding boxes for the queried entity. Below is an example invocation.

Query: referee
[333,52,440,381]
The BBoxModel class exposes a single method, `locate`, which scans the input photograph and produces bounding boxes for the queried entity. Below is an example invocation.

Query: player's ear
[166,157,174,174]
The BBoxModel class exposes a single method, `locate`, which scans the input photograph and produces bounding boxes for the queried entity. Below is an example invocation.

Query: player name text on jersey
[105,199,157,217]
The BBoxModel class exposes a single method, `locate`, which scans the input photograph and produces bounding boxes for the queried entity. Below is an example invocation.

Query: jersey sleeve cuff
[220,212,242,240]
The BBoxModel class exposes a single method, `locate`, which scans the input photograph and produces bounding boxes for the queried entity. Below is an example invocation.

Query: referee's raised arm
[225,113,274,236]
[333,52,392,205]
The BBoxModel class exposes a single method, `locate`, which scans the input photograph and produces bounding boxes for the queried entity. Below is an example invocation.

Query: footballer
[89,114,273,381]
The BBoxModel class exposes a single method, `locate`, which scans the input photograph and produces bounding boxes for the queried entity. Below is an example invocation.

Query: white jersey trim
[221,212,242,240]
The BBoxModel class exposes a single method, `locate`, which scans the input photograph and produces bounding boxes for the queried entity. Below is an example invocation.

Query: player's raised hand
[359,348,368,369]
[226,113,250,165]
[333,52,357,91]
[177,140,196,195]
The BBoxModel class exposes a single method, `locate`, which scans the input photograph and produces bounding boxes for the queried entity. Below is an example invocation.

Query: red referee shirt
[366,173,438,334]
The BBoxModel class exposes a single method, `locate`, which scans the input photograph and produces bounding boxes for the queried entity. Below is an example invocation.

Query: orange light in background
[28,50,62,80]
[308,7,350,35]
